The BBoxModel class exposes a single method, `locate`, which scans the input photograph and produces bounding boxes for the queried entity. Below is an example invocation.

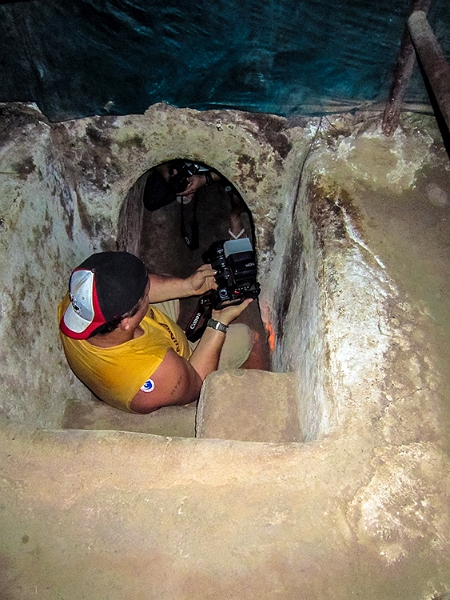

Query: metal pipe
[408,10,450,132]
[381,0,431,137]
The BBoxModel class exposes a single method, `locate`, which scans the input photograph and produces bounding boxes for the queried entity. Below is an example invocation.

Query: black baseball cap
[60,251,148,339]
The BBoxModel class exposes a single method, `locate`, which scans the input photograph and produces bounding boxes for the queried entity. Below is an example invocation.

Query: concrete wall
[0,102,304,428]
[265,113,450,444]
[269,169,329,440]
[0,104,93,427]
[0,103,449,598]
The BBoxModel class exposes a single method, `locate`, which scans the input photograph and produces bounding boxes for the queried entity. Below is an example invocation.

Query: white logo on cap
[70,293,81,313]
[63,269,96,334]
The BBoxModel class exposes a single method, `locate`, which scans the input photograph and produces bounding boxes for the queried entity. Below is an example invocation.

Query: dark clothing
[143,169,177,211]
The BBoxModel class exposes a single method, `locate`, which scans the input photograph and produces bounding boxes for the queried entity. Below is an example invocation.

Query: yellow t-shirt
[58,297,191,412]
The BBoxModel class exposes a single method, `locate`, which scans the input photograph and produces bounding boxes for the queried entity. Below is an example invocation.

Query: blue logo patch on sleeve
[140,378,155,393]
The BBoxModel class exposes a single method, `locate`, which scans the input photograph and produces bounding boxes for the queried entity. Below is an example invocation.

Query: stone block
[196,370,303,442]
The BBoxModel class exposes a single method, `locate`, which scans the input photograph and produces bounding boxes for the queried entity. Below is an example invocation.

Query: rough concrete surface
[197,370,303,442]
[0,102,449,599]
[62,397,197,438]
[1,427,449,600]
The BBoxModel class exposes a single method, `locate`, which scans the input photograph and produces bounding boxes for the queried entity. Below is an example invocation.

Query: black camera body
[184,238,260,341]
[203,238,260,309]
[169,162,201,193]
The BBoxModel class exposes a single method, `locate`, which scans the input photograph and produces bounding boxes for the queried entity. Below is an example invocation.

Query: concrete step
[62,396,196,437]
[196,370,303,443]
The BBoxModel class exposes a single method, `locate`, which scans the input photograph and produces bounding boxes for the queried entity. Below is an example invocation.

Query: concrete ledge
[1,425,448,599]
[62,397,196,437]
[196,370,303,442]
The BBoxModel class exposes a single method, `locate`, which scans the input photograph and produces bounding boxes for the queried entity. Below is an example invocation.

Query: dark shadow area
[2,0,449,120]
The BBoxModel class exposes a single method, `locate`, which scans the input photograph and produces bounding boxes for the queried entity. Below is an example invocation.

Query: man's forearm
[148,265,216,303]
[147,274,191,303]
[188,327,226,380]
[188,298,253,380]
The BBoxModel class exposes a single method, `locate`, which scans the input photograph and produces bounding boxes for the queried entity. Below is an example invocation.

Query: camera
[169,162,201,193]
[184,238,260,342]
[203,238,260,309]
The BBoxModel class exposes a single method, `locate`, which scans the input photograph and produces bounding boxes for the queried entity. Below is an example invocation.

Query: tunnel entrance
[63,160,273,440]
[138,160,271,370]
[98,160,272,438]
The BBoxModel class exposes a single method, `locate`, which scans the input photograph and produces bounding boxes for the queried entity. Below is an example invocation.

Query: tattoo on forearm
[170,376,183,396]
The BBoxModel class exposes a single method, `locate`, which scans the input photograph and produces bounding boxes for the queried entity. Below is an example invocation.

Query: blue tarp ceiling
[1,0,449,121]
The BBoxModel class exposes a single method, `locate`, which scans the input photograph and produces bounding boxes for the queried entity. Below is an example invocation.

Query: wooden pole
[408,10,450,132]
[381,0,431,136]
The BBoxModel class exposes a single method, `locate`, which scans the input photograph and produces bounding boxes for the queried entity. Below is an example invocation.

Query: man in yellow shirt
[58,251,253,413]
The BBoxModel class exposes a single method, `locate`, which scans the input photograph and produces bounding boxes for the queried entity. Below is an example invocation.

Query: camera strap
[180,193,199,250]
[184,290,215,342]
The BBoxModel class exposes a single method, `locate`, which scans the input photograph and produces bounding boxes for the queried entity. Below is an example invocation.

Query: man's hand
[183,264,217,297]
[148,266,216,303]
[212,297,253,326]
[179,173,208,196]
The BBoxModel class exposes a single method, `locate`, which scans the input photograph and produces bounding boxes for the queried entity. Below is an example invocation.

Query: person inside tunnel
[136,160,272,373]
[142,160,250,249]
[58,251,255,414]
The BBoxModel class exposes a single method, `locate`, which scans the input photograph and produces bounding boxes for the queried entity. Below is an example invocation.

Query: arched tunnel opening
[138,160,271,367]
[103,159,273,439]
[64,158,278,437]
